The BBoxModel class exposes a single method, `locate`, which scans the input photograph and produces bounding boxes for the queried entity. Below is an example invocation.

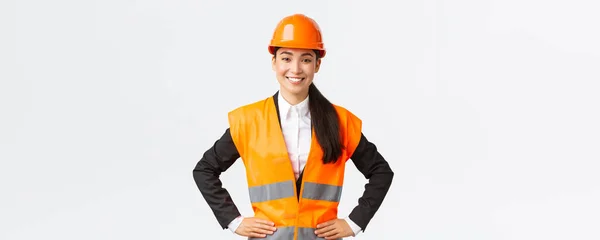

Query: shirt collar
[277,92,310,120]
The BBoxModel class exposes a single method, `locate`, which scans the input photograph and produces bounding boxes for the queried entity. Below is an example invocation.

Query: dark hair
[273,47,344,164]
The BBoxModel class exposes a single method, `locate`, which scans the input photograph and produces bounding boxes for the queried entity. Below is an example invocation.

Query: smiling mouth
[286,77,305,83]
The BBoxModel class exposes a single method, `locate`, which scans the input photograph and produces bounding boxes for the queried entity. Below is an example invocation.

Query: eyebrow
[279,51,314,57]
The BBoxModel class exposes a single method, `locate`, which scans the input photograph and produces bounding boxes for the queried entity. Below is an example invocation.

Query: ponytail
[308,83,344,164]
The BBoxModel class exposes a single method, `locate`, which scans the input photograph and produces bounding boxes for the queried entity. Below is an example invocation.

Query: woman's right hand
[234,217,277,238]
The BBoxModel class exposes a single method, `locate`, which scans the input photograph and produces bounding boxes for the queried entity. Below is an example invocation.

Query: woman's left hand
[314,218,355,239]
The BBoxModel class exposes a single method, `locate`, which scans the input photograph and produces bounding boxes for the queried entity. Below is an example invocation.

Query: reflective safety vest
[228,96,362,240]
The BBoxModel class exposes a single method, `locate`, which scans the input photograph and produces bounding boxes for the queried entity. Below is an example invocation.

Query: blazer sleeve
[192,128,242,229]
[347,133,394,232]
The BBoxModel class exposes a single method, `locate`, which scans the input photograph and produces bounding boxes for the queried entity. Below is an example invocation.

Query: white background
[1,0,599,239]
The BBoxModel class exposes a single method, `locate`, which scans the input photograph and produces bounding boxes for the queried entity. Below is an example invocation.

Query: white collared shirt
[228,92,362,236]
[277,92,312,180]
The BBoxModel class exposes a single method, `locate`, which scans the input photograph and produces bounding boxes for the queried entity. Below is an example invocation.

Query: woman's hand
[315,219,355,239]
[234,217,277,238]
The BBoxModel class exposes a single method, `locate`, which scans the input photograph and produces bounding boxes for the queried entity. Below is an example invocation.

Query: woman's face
[272,47,321,101]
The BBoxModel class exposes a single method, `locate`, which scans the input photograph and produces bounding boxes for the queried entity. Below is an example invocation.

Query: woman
[193,13,394,239]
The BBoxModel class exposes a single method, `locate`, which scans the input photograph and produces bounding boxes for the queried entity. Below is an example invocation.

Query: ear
[315,59,322,73]
[271,55,276,71]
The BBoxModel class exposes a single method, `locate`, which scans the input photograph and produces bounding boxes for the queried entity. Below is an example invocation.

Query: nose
[290,60,302,74]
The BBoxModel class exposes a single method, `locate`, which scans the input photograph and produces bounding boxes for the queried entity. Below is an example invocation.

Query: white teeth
[287,77,303,82]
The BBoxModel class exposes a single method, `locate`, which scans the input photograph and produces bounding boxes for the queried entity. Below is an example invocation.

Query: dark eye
[302,59,312,63]
[281,57,291,61]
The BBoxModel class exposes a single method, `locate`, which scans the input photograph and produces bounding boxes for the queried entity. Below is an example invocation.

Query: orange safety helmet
[268,14,326,58]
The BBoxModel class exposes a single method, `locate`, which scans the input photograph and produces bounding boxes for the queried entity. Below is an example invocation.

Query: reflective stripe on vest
[248,227,341,240]
[228,95,362,240]
[301,182,343,202]
[249,181,342,203]
[248,226,294,239]
[248,180,295,203]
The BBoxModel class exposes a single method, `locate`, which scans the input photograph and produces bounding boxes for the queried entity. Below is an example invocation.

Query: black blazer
[192,92,394,232]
